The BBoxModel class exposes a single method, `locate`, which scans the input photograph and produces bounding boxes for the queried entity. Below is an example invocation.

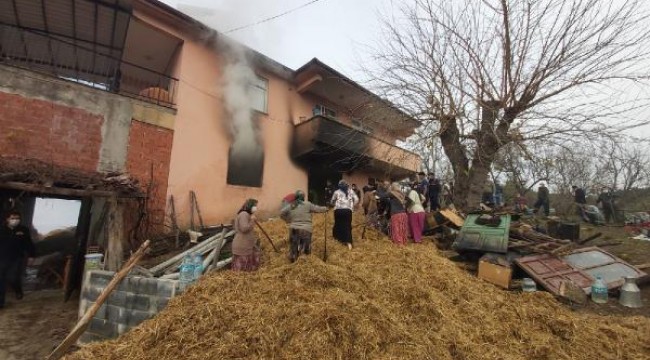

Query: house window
[313,104,337,118]
[351,118,372,134]
[251,76,268,113]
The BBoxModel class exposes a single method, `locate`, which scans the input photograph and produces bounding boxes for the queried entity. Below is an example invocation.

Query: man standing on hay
[281,190,328,262]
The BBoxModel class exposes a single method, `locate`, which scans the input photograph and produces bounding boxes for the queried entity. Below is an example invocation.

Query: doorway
[307,165,341,206]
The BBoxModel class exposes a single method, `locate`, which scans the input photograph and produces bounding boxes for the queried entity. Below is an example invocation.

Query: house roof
[294,58,420,132]
[0,0,132,84]
[142,0,419,131]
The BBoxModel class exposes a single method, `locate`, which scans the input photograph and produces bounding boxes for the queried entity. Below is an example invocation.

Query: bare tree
[595,141,650,191]
[370,0,650,209]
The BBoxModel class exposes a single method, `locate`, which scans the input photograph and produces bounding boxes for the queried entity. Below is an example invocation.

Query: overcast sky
[160,0,392,80]
[160,0,650,140]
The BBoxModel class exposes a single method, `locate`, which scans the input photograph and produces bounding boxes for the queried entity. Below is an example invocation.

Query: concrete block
[92,303,108,320]
[83,286,103,302]
[127,309,153,327]
[89,318,117,339]
[157,281,177,298]
[154,298,170,312]
[131,294,151,311]
[89,270,114,288]
[117,277,131,292]
[106,305,129,323]
[124,292,136,310]
[140,277,158,295]
[116,323,130,336]
[108,291,128,307]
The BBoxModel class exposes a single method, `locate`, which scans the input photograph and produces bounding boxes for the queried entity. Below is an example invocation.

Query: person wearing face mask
[0,210,35,309]
[231,199,261,272]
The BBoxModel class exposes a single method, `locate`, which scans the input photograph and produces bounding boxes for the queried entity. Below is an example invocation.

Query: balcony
[0,18,178,108]
[292,116,420,178]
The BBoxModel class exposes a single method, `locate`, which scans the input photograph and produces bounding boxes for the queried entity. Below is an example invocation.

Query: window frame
[251,75,268,114]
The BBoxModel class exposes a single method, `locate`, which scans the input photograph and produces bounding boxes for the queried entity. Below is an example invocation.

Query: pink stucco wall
[167,43,308,226]
[134,5,418,227]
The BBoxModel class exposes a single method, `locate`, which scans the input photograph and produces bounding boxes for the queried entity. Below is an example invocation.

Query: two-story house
[135,0,421,224]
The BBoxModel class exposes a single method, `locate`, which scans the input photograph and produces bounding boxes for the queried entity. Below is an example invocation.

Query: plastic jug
[192,253,204,281]
[591,276,608,304]
[522,278,537,292]
[179,253,195,290]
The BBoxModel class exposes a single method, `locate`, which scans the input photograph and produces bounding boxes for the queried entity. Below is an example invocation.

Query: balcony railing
[0,23,178,108]
[292,116,420,177]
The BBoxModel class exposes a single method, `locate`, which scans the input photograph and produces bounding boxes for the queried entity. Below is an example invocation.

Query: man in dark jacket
[533,183,550,216]
[597,188,616,224]
[572,186,586,204]
[428,173,441,212]
[0,210,36,308]
[572,185,588,221]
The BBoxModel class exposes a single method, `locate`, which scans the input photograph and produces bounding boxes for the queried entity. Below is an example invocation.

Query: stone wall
[78,270,179,343]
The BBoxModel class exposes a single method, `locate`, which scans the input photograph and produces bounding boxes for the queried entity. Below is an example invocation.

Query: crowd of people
[229,176,628,272]
[230,172,453,272]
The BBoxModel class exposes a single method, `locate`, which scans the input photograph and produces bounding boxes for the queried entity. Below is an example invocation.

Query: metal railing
[0,23,178,107]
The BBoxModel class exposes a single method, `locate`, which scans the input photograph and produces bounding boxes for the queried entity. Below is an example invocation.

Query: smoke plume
[218,38,265,187]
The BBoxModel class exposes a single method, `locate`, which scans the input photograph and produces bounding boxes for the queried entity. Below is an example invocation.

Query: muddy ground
[0,289,78,360]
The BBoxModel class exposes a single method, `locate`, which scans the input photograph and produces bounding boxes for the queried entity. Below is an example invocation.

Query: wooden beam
[296,74,323,93]
[0,181,141,198]
[105,197,124,271]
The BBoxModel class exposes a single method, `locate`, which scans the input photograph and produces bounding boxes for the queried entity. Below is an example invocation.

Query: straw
[65,213,650,360]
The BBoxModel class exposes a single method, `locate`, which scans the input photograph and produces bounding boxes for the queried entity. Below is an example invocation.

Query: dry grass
[66,213,650,360]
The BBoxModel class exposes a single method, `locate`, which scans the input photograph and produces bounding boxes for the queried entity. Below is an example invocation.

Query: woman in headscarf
[232,199,261,271]
[281,190,328,262]
[331,180,359,249]
[406,182,426,243]
[388,183,409,245]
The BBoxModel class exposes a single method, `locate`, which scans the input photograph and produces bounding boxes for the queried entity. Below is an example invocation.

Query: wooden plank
[515,253,593,296]
[148,230,234,275]
[46,240,150,360]
[207,228,228,272]
[105,198,124,271]
[439,209,464,227]
[0,181,140,198]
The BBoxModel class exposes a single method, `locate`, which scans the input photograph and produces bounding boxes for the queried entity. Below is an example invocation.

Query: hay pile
[67,214,650,360]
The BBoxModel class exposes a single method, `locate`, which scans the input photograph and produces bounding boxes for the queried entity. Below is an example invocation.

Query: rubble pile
[66,214,650,360]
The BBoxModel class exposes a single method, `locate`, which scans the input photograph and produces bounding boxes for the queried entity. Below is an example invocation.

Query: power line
[225,0,325,34]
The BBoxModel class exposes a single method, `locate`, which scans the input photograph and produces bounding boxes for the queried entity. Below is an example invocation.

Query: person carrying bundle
[281,190,328,262]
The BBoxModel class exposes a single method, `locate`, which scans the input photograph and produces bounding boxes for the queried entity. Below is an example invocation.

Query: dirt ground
[0,289,78,360]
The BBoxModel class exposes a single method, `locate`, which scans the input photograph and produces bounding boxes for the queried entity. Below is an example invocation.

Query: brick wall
[0,92,102,172]
[126,121,174,230]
